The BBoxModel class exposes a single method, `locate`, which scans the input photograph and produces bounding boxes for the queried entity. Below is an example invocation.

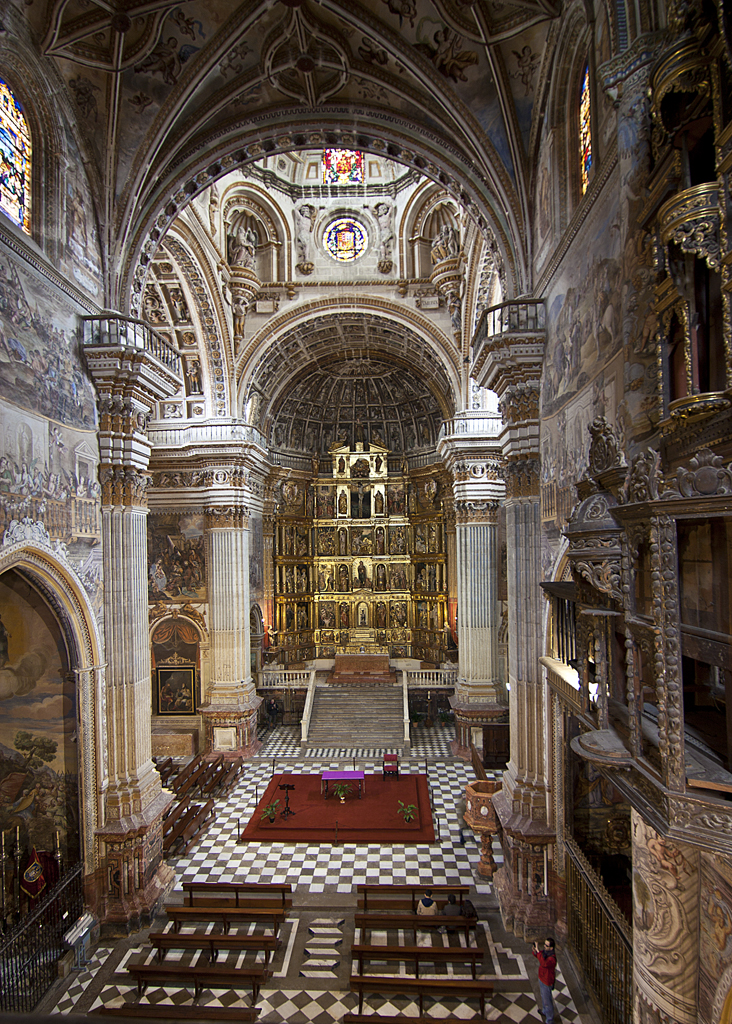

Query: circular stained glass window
[323,218,368,262]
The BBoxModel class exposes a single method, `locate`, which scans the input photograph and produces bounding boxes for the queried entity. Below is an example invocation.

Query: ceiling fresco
[27,0,560,305]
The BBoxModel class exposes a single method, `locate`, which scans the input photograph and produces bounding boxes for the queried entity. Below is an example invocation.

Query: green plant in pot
[333,782,353,804]
[260,799,280,822]
[397,800,417,824]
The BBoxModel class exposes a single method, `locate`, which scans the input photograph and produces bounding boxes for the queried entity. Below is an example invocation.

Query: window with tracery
[322,149,363,185]
[579,64,592,195]
[0,77,31,234]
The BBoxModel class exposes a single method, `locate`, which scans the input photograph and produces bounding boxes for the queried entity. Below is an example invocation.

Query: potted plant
[397,800,417,824]
[410,711,422,729]
[260,799,280,823]
[333,782,353,804]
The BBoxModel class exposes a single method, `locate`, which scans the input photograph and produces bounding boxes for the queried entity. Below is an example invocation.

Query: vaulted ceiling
[30,0,567,308]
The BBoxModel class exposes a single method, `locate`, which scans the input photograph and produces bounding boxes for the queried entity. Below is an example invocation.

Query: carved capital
[455,500,500,525]
[204,505,249,528]
[101,466,149,507]
[504,457,539,498]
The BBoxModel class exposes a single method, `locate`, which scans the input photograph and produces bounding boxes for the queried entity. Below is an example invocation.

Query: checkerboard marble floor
[42,734,600,1024]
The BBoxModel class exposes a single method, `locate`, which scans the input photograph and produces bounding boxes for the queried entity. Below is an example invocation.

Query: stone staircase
[304,683,405,750]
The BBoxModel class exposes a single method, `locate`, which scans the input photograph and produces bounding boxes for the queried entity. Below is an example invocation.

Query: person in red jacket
[532,937,557,1022]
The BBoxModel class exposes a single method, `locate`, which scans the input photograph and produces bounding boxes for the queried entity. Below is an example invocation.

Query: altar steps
[304,684,405,751]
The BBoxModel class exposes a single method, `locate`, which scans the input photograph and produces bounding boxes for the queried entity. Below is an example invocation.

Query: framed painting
[156,666,196,715]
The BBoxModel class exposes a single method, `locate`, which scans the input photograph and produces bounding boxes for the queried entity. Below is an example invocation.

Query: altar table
[321,770,365,799]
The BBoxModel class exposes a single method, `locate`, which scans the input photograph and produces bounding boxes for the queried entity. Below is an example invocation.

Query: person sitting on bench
[441,892,463,933]
[416,888,439,916]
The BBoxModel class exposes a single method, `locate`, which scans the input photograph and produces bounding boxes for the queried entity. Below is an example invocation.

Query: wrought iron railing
[82,314,181,375]
[0,863,84,1013]
[565,832,632,1024]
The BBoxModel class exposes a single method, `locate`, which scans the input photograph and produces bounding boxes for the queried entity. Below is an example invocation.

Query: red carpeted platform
[239,773,435,844]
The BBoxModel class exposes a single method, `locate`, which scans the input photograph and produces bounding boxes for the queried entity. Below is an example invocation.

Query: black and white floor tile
[44,737,595,1024]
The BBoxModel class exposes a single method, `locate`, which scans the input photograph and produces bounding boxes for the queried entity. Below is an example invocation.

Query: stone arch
[237,297,463,426]
[0,526,104,878]
[120,118,526,318]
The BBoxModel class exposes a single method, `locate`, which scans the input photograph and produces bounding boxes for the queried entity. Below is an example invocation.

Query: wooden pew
[95,1005,260,1021]
[170,799,215,856]
[181,881,293,908]
[175,762,210,800]
[350,975,494,1017]
[354,912,477,944]
[148,930,280,964]
[165,905,287,936]
[163,804,200,855]
[217,757,244,795]
[356,883,472,913]
[171,755,202,792]
[351,943,484,978]
[124,962,269,1002]
[162,796,191,834]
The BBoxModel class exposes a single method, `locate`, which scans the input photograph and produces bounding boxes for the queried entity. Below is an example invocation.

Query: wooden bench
[165,905,287,936]
[95,1004,260,1021]
[148,931,281,964]
[217,757,244,794]
[171,799,216,856]
[163,797,192,834]
[350,975,494,1016]
[124,962,269,1002]
[175,762,210,800]
[171,755,202,792]
[357,883,471,912]
[354,912,477,944]
[163,804,201,855]
[351,944,484,978]
[181,881,293,908]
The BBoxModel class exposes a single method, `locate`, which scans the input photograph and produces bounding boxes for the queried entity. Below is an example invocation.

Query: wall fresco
[148,513,206,603]
[0,571,79,866]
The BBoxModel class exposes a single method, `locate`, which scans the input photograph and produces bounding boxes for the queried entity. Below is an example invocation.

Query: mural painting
[0,571,79,899]
[0,254,96,429]
[249,512,263,601]
[148,514,206,602]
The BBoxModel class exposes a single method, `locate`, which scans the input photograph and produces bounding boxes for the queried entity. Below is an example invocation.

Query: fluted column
[199,505,261,753]
[471,303,552,936]
[438,416,507,756]
[83,314,181,930]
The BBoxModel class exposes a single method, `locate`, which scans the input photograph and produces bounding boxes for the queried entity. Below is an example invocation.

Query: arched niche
[0,531,103,884]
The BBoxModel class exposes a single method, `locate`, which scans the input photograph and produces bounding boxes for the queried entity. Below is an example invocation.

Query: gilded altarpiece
[272,443,447,662]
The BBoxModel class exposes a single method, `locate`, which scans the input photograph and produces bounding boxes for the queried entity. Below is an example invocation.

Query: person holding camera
[532,937,557,1022]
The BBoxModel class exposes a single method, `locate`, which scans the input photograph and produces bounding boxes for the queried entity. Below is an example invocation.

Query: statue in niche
[284,526,293,555]
[338,456,346,473]
[428,523,438,552]
[285,565,294,592]
[228,224,257,269]
[340,603,350,628]
[357,561,368,588]
[297,605,307,629]
[431,603,439,628]
[338,528,348,555]
[286,606,294,630]
[376,527,385,555]
[359,604,368,626]
[375,454,383,472]
[376,564,387,591]
[338,564,350,591]
[185,359,203,394]
[374,201,395,273]
[415,525,426,552]
[431,223,460,263]
[376,602,387,628]
[374,491,384,515]
[338,491,348,515]
[169,288,189,322]
[297,567,307,592]
[428,564,437,591]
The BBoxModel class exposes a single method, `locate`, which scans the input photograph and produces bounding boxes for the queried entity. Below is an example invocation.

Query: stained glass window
[323,218,368,262]
[580,64,592,196]
[322,149,364,185]
[0,78,31,234]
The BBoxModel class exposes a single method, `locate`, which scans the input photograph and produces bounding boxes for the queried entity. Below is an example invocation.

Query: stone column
[438,418,507,756]
[199,504,261,753]
[470,304,553,935]
[83,316,181,930]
